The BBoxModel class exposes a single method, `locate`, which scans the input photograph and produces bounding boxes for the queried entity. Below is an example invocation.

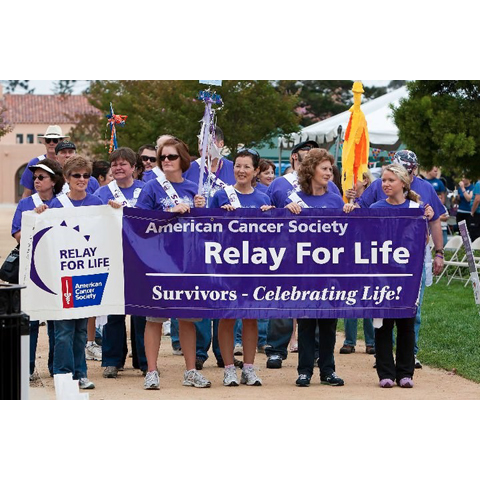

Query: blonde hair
[383,164,420,203]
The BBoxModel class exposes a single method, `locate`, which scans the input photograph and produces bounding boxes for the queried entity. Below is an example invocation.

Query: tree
[276,80,388,127]
[69,80,300,159]
[52,80,77,95]
[1,80,35,93]
[392,81,480,176]
[0,105,13,139]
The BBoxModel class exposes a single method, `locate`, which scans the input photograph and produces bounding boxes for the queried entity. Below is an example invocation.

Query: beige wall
[0,123,74,203]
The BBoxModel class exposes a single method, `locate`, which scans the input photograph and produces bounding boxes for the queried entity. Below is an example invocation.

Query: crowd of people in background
[17,120,477,393]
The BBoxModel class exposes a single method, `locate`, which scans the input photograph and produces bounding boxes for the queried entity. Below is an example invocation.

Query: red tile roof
[2,94,101,124]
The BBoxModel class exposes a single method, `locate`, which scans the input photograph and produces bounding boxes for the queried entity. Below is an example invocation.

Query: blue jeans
[343,319,375,347]
[102,314,128,368]
[414,265,427,355]
[171,318,180,350]
[234,319,269,347]
[195,318,222,361]
[53,318,88,379]
[265,318,294,359]
[29,320,55,376]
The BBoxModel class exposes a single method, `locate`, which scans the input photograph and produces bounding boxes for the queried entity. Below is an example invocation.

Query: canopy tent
[278,86,408,151]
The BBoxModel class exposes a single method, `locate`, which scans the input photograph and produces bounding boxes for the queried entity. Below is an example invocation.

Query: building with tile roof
[0,85,101,203]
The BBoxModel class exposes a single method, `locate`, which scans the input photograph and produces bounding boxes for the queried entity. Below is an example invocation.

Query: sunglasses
[44,138,60,144]
[140,155,156,163]
[159,154,180,162]
[33,174,51,181]
[237,147,260,159]
[70,173,91,179]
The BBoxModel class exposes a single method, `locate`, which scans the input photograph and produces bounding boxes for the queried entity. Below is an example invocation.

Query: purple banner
[122,208,427,319]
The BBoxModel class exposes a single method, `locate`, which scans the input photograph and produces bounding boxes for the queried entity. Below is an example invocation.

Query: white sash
[196,159,228,193]
[108,180,134,207]
[288,191,310,209]
[62,183,70,194]
[283,172,301,192]
[152,166,166,181]
[31,193,44,208]
[57,193,74,208]
[156,177,182,206]
[224,186,242,208]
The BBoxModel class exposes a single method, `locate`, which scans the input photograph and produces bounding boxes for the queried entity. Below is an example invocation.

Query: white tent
[279,86,408,149]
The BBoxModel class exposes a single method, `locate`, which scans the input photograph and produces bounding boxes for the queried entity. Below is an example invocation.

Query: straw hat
[38,125,69,139]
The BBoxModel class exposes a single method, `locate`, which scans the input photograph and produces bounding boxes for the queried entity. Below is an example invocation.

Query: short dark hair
[138,144,156,156]
[234,148,261,169]
[109,147,137,167]
[258,159,275,175]
[158,138,191,173]
[35,158,65,195]
[92,160,110,181]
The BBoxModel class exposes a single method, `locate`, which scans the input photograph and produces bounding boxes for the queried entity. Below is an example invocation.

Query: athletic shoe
[144,370,160,390]
[340,345,355,354]
[172,348,183,356]
[163,320,171,336]
[296,374,311,387]
[320,372,345,386]
[85,342,102,361]
[379,378,395,388]
[79,378,95,389]
[233,358,244,369]
[195,357,205,370]
[241,365,262,386]
[415,356,422,369]
[398,377,414,388]
[216,359,225,368]
[223,366,239,386]
[183,369,211,388]
[266,354,283,369]
[257,345,268,354]
[103,366,118,378]
[234,343,243,356]
[365,345,376,355]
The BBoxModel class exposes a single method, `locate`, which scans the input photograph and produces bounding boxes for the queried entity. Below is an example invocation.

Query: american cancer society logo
[30,219,110,309]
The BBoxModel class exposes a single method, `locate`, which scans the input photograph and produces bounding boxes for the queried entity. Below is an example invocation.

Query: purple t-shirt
[267,174,341,208]
[370,199,421,209]
[11,195,57,236]
[136,178,198,211]
[284,191,345,209]
[142,169,157,183]
[358,176,444,221]
[210,188,271,209]
[255,182,269,194]
[49,193,103,209]
[21,156,100,194]
[183,157,235,201]
[94,180,145,207]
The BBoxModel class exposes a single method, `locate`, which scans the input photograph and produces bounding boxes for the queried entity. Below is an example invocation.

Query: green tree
[0,105,13,138]
[392,81,480,176]
[52,80,77,95]
[1,80,35,93]
[70,80,300,160]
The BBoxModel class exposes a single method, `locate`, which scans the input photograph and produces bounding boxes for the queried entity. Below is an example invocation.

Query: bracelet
[435,249,444,254]
[435,254,444,259]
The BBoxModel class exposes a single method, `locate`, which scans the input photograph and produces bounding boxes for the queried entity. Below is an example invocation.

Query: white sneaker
[183,369,211,388]
[241,365,262,386]
[172,348,183,356]
[85,342,102,361]
[144,370,160,390]
[223,366,239,386]
[234,343,243,356]
[163,320,171,336]
[79,378,95,389]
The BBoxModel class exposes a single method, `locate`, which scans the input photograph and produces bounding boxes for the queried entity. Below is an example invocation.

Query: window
[27,134,34,144]
[38,136,43,144]
[16,134,24,144]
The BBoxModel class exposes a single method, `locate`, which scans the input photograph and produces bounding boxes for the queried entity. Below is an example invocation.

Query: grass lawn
[337,277,480,383]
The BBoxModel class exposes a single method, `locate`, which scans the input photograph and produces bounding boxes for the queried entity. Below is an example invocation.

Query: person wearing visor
[11,159,65,381]
[20,125,68,198]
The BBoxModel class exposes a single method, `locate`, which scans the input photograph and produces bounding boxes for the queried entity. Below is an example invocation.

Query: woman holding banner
[135,137,211,390]
[210,148,274,387]
[11,159,65,381]
[284,148,345,387]
[344,164,433,388]
[40,155,104,389]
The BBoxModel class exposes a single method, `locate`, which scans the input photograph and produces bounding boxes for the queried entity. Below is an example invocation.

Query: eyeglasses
[33,174,51,181]
[140,155,156,163]
[44,138,60,144]
[237,148,260,159]
[159,154,180,162]
[70,173,91,179]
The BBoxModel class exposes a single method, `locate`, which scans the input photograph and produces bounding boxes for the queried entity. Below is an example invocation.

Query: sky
[9,80,392,95]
